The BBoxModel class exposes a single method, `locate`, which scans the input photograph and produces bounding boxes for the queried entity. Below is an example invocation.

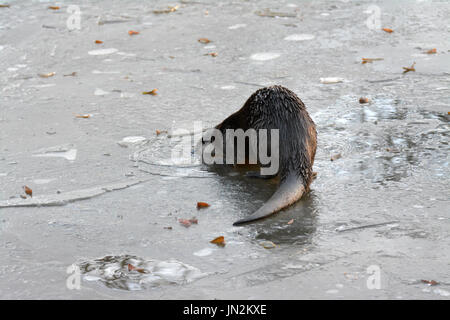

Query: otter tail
[233,174,305,226]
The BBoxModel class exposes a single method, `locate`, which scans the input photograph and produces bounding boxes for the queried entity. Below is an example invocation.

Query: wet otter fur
[212,85,317,225]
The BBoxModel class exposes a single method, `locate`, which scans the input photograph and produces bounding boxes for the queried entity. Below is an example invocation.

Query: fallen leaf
[287,219,294,225]
[204,52,218,57]
[127,264,147,273]
[128,30,139,35]
[95,40,103,44]
[425,48,436,54]
[164,226,172,230]
[402,62,416,74]
[48,6,60,10]
[179,219,192,228]
[63,72,77,77]
[23,186,32,197]
[38,72,56,78]
[0,4,10,8]
[421,279,439,286]
[153,4,179,14]
[197,202,210,209]
[210,236,225,247]
[75,114,90,119]
[382,28,393,33]
[359,97,370,104]
[198,38,211,44]
[362,58,383,64]
[142,89,157,95]
[331,153,342,161]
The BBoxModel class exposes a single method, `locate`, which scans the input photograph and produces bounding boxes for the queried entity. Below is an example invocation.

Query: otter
[204,85,317,225]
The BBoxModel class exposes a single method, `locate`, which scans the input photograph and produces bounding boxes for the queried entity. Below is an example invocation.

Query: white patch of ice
[120,92,136,98]
[250,52,280,61]
[118,136,147,148]
[320,77,345,84]
[433,288,450,297]
[88,48,118,55]
[193,248,215,257]
[228,24,246,30]
[220,85,235,90]
[33,179,55,185]
[33,149,77,161]
[94,88,110,96]
[116,52,136,57]
[284,34,315,41]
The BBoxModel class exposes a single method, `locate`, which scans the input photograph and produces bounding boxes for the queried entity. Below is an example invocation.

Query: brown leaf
[48,6,60,10]
[210,236,225,247]
[287,219,294,225]
[142,89,157,95]
[38,72,55,78]
[197,202,210,209]
[75,114,90,119]
[95,40,103,44]
[359,97,370,104]
[361,58,383,64]
[23,186,32,197]
[127,264,147,273]
[421,279,439,286]
[128,30,139,36]
[402,62,416,74]
[0,4,10,8]
[382,28,393,33]
[164,226,173,230]
[425,48,436,54]
[63,72,77,77]
[198,38,211,44]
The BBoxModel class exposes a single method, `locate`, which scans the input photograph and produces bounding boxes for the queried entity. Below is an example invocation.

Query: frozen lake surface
[0,0,449,299]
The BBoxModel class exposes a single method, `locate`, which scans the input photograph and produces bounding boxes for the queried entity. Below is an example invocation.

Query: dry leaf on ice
[142,89,157,95]
[197,202,210,209]
[23,186,33,197]
[38,72,56,78]
[210,236,225,247]
[198,38,211,44]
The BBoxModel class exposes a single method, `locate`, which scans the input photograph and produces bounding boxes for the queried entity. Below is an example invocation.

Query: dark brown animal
[210,85,317,225]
